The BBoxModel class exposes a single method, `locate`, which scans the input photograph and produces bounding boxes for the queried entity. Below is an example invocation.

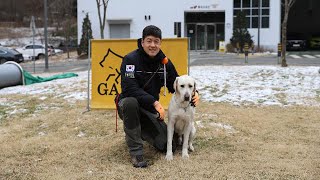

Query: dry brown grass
[0,97,319,179]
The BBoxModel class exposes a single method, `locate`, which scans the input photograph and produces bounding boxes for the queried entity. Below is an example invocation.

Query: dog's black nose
[184,95,190,101]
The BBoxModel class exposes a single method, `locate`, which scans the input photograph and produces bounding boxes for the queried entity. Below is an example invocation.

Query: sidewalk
[190,51,320,66]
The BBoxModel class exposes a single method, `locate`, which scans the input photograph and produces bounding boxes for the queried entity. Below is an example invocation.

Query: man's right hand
[153,101,165,121]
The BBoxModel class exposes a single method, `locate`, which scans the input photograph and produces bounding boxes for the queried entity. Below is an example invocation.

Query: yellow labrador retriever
[165,75,196,160]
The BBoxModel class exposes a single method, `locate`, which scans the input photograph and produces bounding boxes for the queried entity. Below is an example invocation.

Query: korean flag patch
[126,65,135,72]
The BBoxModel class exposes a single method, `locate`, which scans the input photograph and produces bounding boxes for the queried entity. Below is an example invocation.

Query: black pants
[116,97,167,156]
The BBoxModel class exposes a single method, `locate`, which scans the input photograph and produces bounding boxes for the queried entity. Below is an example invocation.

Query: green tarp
[23,70,78,85]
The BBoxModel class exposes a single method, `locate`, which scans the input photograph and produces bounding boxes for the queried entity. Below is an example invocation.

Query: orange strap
[115,94,120,133]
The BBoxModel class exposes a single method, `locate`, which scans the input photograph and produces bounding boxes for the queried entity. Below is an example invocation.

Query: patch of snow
[38,132,47,136]
[39,96,47,100]
[0,71,88,101]
[0,65,319,119]
[190,66,320,106]
[77,131,86,137]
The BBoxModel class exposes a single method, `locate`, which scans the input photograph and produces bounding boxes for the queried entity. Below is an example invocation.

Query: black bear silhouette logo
[99,48,124,68]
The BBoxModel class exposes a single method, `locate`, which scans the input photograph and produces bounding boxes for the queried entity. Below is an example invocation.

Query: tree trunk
[66,21,70,59]
[281,1,289,67]
[96,0,103,39]
[102,1,107,39]
[281,21,288,67]
[281,0,296,67]
[100,26,104,39]
[96,0,108,39]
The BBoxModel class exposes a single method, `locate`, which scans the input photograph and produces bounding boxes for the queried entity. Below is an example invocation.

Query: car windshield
[287,33,305,40]
[0,47,19,55]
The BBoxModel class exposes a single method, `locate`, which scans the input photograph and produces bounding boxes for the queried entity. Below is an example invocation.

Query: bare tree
[96,0,109,39]
[50,0,77,58]
[281,0,296,67]
[24,0,44,19]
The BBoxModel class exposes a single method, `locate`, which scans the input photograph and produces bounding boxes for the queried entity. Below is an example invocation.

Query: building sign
[91,38,189,109]
[189,4,218,10]
[219,41,226,52]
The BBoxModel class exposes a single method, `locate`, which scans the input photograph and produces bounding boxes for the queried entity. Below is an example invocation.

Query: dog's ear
[193,81,196,93]
[174,77,179,94]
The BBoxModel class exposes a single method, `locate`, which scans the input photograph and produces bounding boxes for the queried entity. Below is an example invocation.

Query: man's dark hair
[142,25,162,40]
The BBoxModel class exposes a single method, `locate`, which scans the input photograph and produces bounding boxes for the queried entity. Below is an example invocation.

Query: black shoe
[131,155,148,168]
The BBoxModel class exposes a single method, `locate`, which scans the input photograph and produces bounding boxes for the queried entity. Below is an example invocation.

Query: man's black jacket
[118,38,179,112]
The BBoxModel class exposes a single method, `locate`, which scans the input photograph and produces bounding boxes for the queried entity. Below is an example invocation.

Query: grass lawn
[0,98,319,179]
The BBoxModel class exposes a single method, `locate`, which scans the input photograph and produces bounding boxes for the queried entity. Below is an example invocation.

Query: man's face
[141,35,161,58]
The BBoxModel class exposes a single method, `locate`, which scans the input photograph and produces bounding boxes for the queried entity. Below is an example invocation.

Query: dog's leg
[182,123,192,159]
[178,136,182,145]
[188,125,196,152]
[165,119,175,161]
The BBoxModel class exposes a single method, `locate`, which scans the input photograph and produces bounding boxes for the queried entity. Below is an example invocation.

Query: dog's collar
[173,94,191,112]
[181,104,190,112]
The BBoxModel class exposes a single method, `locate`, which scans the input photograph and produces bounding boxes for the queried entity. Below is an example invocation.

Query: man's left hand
[192,91,200,107]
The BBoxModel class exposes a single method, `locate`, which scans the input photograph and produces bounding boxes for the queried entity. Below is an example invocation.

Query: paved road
[20,59,90,73]
[190,51,320,66]
[20,51,320,73]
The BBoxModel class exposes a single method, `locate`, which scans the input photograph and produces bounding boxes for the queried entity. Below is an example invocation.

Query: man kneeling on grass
[115,25,200,168]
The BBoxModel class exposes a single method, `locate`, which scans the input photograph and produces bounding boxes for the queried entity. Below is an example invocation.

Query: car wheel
[38,54,45,59]
[0,58,7,64]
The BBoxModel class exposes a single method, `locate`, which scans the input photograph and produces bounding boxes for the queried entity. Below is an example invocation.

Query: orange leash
[115,94,120,133]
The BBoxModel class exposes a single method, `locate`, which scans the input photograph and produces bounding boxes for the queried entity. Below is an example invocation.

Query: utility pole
[30,16,36,73]
[44,0,49,71]
[87,12,91,112]
[257,0,261,51]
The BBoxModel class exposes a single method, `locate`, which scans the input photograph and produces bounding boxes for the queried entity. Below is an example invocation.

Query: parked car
[0,47,24,64]
[309,34,320,49]
[16,44,55,60]
[286,33,307,51]
[58,39,77,52]
[51,45,63,54]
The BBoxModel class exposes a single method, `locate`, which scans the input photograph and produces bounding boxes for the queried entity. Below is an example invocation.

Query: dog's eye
[180,85,184,88]
[189,85,193,88]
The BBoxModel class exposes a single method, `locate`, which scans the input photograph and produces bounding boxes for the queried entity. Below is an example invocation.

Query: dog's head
[173,75,196,103]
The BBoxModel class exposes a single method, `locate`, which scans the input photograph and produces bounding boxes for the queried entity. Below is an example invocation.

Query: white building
[78,0,281,51]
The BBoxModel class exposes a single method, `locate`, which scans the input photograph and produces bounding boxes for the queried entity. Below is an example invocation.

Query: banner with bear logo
[91,38,188,109]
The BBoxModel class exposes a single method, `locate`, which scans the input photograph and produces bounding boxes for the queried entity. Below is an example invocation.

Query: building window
[233,0,270,29]
[243,0,250,8]
[261,17,269,28]
[252,17,258,28]
[174,22,181,37]
[252,0,259,7]
[262,0,270,7]
[234,0,241,8]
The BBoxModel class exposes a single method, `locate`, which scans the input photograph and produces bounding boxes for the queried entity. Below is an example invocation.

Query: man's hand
[154,101,165,121]
[192,90,200,107]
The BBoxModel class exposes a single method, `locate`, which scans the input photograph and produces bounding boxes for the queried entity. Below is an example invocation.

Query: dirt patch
[0,98,319,179]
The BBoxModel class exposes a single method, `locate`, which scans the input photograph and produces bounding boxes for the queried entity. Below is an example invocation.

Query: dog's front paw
[182,153,189,159]
[165,152,173,161]
[189,144,194,152]
[182,150,189,159]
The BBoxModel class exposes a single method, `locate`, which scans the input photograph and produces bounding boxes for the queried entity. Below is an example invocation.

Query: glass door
[187,24,196,50]
[196,24,205,50]
[207,24,216,50]
[216,24,225,50]
[187,23,217,51]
